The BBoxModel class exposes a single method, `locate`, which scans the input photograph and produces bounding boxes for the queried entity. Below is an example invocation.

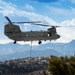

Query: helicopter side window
[34,33,35,36]
[26,34,28,36]
[11,30,14,32]
[41,34,43,36]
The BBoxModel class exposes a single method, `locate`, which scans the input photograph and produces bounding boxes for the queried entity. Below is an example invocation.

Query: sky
[0,0,75,44]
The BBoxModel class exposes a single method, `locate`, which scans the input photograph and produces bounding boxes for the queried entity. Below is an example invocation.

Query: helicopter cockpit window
[55,33,58,35]
[48,34,49,37]
[48,32,52,36]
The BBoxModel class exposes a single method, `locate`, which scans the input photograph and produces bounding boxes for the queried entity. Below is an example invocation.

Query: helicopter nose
[57,35,60,38]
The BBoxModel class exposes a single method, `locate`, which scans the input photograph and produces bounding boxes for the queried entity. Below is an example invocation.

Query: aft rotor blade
[32,23,59,27]
[50,25,75,27]
[59,26,75,27]
[13,21,41,24]
[32,23,75,27]
[32,23,50,27]
[5,16,13,24]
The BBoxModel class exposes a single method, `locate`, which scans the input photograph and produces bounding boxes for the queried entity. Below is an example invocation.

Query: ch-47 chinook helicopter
[4,16,60,44]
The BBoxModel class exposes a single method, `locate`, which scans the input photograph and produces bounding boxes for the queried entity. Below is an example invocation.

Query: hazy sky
[0,0,75,44]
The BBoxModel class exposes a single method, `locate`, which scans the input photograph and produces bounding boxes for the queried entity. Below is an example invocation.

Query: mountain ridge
[0,40,75,61]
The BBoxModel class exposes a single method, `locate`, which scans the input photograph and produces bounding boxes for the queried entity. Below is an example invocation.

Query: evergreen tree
[48,56,75,75]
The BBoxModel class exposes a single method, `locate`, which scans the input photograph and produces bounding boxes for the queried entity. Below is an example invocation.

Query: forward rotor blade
[13,21,41,24]
[5,16,13,24]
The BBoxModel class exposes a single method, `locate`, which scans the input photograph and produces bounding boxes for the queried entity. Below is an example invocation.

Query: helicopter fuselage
[5,30,60,41]
[4,24,60,42]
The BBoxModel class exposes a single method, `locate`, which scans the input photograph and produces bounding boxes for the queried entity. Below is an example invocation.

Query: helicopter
[4,16,60,44]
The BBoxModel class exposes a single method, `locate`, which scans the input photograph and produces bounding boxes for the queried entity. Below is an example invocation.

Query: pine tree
[48,56,75,75]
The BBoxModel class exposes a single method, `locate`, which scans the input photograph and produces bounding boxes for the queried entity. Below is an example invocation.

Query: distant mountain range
[0,40,75,61]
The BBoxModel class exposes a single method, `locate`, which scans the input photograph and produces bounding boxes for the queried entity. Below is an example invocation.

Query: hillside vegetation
[48,56,75,75]
[0,56,75,75]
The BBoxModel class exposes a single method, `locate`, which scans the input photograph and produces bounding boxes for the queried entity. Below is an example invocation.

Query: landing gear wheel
[14,41,16,44]
[38,41,42,44]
